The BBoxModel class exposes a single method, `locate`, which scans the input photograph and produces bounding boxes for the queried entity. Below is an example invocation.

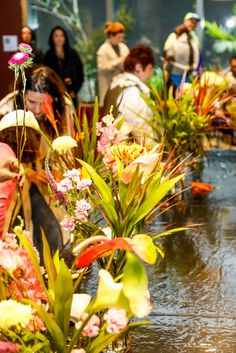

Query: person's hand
[26,168,48,186]
[0,157,25,187]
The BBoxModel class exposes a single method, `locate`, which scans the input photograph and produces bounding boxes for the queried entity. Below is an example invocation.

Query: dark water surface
[131,150,236,353]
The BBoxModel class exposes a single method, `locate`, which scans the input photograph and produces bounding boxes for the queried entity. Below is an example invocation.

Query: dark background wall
[0,0,22,99]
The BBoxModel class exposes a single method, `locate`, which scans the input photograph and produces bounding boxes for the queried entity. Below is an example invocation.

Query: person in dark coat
[44,26,84,107]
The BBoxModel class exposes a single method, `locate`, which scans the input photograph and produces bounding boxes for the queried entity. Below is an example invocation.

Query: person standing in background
[44,26,84,107]
[163,12,202,91]
[21,25,43,64]
[96,22,130,106]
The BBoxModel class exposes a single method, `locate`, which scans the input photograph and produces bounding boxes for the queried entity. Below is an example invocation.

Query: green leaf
[127,174,184,234]
[152,227,188,240]
[42,230,57,293]
[91,96,99,149]
[54,259,73,337]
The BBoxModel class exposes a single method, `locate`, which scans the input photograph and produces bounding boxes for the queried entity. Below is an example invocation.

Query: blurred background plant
[144,73,233,159]
[205,3,236,54]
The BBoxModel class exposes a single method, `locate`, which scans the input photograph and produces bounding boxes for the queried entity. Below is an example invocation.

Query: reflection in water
[131,150,236,353]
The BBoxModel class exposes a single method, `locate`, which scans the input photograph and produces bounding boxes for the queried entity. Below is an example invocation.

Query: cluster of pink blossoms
[103,308,128,334]
[75,313,100,337]
[0,232,47,331]
[75,308,128,338]
[57,169,92,232]
[97,114,120,165]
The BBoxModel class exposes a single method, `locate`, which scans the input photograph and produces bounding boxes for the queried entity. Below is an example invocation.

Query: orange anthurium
[189,181,214,195]
[76,238,132,268]
[42,94,58,134]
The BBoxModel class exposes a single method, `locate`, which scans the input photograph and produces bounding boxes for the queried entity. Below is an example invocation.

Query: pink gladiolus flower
[8,52,30,65]
[76,313,100,337]
[96,122,103,136]
[18,43,33,53]
[0,341,19,353]
[103,308,128,334]
[60,217,75,232]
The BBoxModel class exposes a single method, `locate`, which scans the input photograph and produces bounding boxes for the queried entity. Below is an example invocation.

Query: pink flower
[103,308,128,334]
[64,169,81,182]
[76,313,100,337]
[57,178,73,192]
[8,52,30,65]
[0,341,19,353]
[96,122,103,136]
[18,43,33,53]
[77,178,92,190]
[60,217,75,232]
[75,199,91,222]
[71,349,86,353]
[102,114,114,125]
[103,125,117,140]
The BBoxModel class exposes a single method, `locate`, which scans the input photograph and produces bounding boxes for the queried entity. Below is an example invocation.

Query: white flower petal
[70,293,91,322]
[52,136,77,154]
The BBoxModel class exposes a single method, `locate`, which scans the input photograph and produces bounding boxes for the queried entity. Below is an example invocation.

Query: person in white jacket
[96,22,130,106]
[103,44,155,144]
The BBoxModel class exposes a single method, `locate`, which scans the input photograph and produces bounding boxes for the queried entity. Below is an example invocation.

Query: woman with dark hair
[0,66,74,259]
[96,22,130,105]
[103,44,155,143]
[44,26,84,106]
[21,25,43,64]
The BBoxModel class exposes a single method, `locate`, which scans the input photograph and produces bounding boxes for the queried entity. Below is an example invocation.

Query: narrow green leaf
[152,227,188,240]
[42,230,57,293]
[54,259,73,337]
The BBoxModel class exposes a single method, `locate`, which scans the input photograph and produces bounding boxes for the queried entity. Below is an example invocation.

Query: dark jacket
[44,48,84,95]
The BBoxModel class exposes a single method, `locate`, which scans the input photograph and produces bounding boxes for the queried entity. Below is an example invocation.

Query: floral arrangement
[0,43,189,353]
[0,224,152,353]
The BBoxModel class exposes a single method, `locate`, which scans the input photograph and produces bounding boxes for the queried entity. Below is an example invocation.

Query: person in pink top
[0,142,24,236]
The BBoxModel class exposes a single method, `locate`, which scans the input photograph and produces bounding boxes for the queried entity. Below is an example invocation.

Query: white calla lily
[70,293,91,323]
[0,109,40,131]
[93,269,123,310]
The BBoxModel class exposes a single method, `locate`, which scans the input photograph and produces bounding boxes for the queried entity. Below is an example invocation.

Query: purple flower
[45,159,68,205]
[0,341,19,353]
[8,52,30,65]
